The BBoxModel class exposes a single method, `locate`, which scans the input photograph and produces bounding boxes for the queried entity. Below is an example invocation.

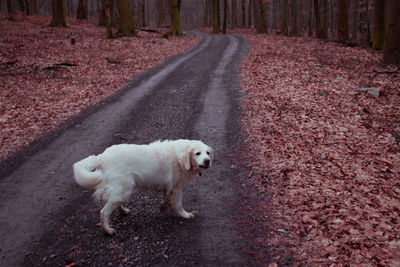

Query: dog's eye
[206,151,210,155]
[195,152,201,156]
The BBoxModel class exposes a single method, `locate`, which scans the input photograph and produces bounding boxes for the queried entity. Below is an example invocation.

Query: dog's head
[178,140,213,172]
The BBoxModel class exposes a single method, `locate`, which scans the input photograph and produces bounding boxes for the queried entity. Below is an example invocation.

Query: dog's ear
[178,144,192,170]
[209,146,214,163]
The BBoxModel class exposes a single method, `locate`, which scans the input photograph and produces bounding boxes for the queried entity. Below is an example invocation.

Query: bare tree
[337,0,349,42]
[314,0,323,38]
[254,0,267,33]
[25,0,38,15]
[320,0,328,38]
[290,0,298,36]
[383,0,400,66]
[231,0,237,28]
[223,0,227,33]
[212,0,219,33]
[77,0,88,19]
[116,0,137,36]
[104,0,113,38]
[372,0,385,50]
[50,0,67,27]
[280,0,288,35]
[169,0,182,35]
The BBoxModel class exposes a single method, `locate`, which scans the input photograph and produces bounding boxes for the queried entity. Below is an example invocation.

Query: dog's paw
[188,210,198,219]
[103,226,116,235]
[118,205,131,215]
[160,201,171,213]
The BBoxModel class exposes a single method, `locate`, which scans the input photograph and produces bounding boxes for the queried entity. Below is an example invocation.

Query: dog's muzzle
[200,159,210,169]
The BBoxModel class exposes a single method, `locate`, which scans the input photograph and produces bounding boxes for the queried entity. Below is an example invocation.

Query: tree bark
[372,0,385,50]
[104,0,113,38]
[337,0,349,42]
[242,0,246,27]
[290,0,298,36]
[25,0,38,15]
[314,0,323,38]
[308,0,313,36]
[383,0,400,66]
[212,0,219,33]
[117,0,137,37]
[7,0,16,20]
[352,0,358,41]
[50,0,67,27]
[320,0,328,38]
[255,0,267,33]
[365,0,371,46]
[280,0,288,35]
[232,0,237,28]
[169,0,182,35]
[77,0,88,20]
[223,0,227,33]
[248,0,252,28]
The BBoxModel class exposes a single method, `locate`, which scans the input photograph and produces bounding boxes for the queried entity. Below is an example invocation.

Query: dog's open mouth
[199,165,209,169]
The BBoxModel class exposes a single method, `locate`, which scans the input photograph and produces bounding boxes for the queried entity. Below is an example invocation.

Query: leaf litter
[0,15,199,160]
[237,29,400,266]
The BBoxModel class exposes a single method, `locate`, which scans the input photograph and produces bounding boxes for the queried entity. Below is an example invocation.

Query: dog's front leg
[169,189,196,219]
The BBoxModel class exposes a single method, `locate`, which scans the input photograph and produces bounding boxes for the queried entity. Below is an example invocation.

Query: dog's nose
[204,159,210,166]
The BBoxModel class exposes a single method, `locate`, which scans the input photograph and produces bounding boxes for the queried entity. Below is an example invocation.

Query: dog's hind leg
[118,204,131,215]
[160,199,171,213]
[100,201,120,235]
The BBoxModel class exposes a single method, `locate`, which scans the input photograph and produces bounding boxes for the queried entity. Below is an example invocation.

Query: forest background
[1,0,399,65]
[1,0,400,266]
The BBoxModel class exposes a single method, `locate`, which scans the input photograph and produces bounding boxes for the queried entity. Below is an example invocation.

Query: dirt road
[0,33,252,266]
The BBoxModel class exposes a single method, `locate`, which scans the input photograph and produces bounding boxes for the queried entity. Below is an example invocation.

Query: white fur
[73,139,213,235]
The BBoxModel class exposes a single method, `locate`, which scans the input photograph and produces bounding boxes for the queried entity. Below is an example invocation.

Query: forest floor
[0,15,199,160]
[234,29,400,266]
[1,16,400,266]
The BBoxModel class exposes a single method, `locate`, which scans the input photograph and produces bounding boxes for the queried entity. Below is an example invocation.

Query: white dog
[73,139,213,235]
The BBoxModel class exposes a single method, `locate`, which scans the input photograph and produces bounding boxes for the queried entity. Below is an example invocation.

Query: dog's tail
[73,155,103,189]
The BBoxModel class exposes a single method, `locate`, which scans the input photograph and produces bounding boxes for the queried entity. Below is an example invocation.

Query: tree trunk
[365,0,371,46]
[372,0,384,50]
[223,0,227,33]
[314,0,323,38]
[308,0,313,36]
[256,0,267,33]
[205,0,212,26]
[290,0,298,36]
[273,0,277,30]
[248,0,252,27]
[280,0,288,35]
[104,0,113,38]
[352,0,358,41]
[141,0,146,27]
[253,0,259,29]
[99,0,107,26]
[50,0,67,27]
[232,0,237,28]
[7,0,16,20]
[337,0,349,42]
[25,0,38,15]
[117,0,137,37]
[242,0,245,27]
[212,0,219,33]
[320,0,328,38]
[383,0,400,66]
[77,0,88,19]
[169,0,182,35]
